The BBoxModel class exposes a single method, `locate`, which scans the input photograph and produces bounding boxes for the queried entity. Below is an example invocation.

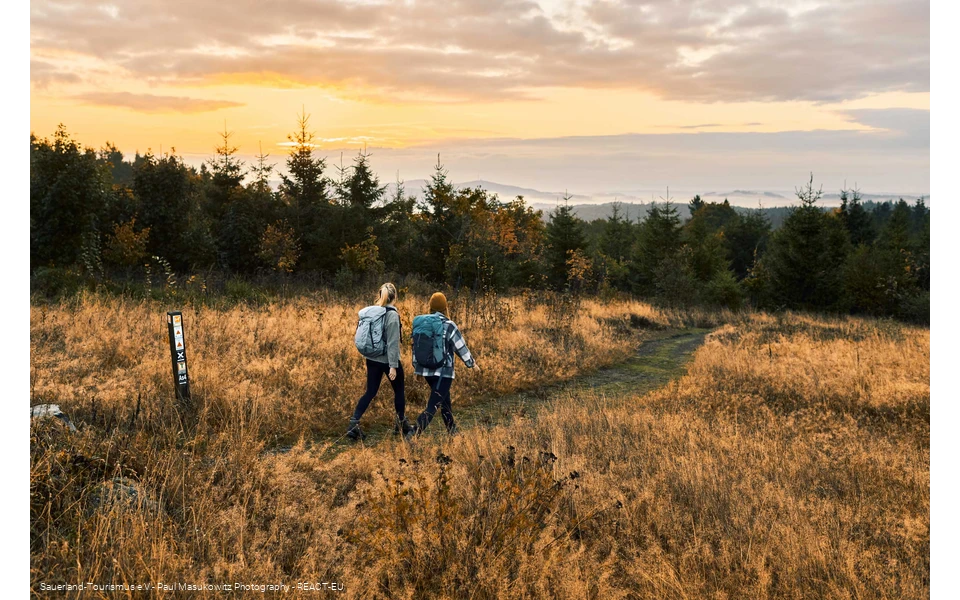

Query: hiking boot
[446,424,459,437]
[346,418,365,441]
[404,425,419,442]
[394,416,414,436]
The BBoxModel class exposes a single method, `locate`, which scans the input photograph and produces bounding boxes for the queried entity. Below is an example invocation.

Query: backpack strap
[384,305,402,340]
[436,314,451,361]
[431,375,443,396]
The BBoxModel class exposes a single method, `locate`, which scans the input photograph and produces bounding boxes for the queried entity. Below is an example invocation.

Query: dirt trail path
[295,328,710,454]
[452,327,711,431]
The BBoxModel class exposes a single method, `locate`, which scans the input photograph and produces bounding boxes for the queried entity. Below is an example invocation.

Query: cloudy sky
[30,0,929,198]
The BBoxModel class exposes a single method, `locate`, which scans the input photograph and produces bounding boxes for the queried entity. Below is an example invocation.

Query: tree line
[30,118,929,322]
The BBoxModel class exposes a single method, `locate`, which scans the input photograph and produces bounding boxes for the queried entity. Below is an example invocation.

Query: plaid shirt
[412,313,475,379]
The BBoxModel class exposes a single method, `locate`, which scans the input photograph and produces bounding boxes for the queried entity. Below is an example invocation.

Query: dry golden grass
[30,291,700,442]
[30,294,928,599]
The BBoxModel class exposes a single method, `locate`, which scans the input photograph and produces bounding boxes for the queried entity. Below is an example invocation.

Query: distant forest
[542,199,905,230]
[30,118,929,322]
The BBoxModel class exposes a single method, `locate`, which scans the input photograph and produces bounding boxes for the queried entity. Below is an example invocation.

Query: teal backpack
[412,313,447,369]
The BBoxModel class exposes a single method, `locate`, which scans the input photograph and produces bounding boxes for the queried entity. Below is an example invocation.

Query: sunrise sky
[30,0,930,198]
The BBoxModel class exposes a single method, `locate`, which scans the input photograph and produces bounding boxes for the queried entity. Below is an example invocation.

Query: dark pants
[352,360,405,421]
[414,376,456,434]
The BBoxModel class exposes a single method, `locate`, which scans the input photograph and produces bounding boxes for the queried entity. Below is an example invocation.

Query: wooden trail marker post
[167,311,191,403]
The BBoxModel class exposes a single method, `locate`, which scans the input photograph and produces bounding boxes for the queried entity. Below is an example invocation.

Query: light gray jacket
[367,306,401,368]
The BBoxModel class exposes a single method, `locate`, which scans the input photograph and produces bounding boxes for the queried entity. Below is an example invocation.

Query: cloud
[216,127,924,197]
[837,108,929,147]
[840,108,920,130]
[72,91,244,113]
[31,59,83,88]
[30,0,928,103]
[654,122,765,130]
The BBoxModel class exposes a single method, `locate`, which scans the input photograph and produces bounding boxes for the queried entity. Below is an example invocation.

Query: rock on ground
[30,403,77,432]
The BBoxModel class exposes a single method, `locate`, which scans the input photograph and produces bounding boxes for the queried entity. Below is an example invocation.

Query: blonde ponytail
[375,283,397,307]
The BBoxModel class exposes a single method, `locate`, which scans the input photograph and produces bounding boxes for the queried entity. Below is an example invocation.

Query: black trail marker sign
[167,311,191,402]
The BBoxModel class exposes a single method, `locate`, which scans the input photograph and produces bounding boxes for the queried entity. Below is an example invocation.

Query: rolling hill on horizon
[381,179,928,210]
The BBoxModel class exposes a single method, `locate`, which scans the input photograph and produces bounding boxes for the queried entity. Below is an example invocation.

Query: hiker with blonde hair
[407,292,479,439]
[349,283,412,440]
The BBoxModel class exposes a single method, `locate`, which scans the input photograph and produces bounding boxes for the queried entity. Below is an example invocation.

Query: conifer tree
[683,209,729,283]
[343,149,387,211]
[599,202,634,262]
[334,148,389,270]
[630,201,682,294]
[379,173,420,273]
[724,208,770,280]
[420,155,458,281]
[251,142,275,197]
[764,174,851,310]
[30,125,112,268]
[596,202,635,290]
[838,186,875,246]
[544,196,589,289]
[205,124,264,272]
[278,110,333,272]
[688,194,704,217]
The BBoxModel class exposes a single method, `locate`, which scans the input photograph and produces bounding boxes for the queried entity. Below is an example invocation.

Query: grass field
[30,292,928,598]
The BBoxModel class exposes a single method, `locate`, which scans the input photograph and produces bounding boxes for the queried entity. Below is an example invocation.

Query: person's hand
[389,367,397,381]
[471,363,480,372]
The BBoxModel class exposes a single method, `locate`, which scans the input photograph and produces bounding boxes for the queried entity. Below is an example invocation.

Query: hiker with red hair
[406,292,479,439]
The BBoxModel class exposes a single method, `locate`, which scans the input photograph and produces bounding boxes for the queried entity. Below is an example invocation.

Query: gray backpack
[354,306,396,358]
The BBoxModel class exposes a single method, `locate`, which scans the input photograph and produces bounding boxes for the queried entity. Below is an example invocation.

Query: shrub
[258,221,300,273]
[653,252,699,307]
[339,232,385,276]
[31,266,87,298]
[702,270,744,310]
[224,277,269,304]
[104,219,150,268]
[898,289,930,325]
